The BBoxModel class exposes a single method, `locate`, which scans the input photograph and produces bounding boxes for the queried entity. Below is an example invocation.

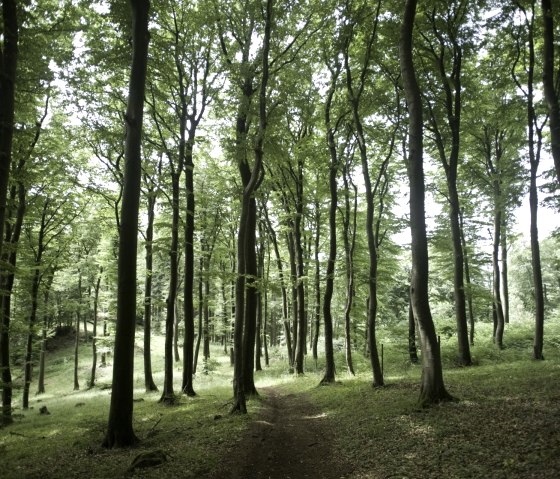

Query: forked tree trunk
[103,0,150,448]
[424,7,471,367]
[400,0,452,406]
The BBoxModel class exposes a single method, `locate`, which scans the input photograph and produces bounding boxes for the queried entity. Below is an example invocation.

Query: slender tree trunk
[400,0,452,406]
[203,257,211,363]
[501,223,510,325]
[520,5,545,360]
[193,255,203,375]
[264,209,292,364]
[320,61,341,385]
[23,230,46,408]
[1,181,24,425]
[103,0,150,448]
[174,299,180,362]
[160,167,182,403]
[143,192,158,391]
[88,272,102,388]
[342,11,385,384]
[423,4,471,366]
[341,167,356,376]
[492,205,505,349]
[408,293,419,363]
[37,270,55,394]
[241,195,259,395]
[294,222,306,375]
[312,198,321,365]
[287,230,298,369]
[263,251,270,367]
[182,139,196,396]
[255,229,265,371]
[459,209,475,345]
[72,313,80,389]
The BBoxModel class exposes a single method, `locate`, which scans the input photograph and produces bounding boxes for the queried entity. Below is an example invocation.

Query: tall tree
[103,0,150,448]
[342,0,390,385]
[511,1,546,360]
[0,0,18,427]
[400,0,453,405]
[321,56,343,386]
[419,0,473,366]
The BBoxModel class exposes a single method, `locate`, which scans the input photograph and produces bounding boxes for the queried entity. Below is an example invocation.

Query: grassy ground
[1,319,559,478]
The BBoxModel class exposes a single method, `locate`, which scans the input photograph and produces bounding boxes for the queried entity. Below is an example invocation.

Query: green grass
[1,319,559,478]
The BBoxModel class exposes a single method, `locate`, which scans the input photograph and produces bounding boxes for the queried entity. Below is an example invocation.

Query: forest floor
[203,386,350,479]
[2,323,560,478]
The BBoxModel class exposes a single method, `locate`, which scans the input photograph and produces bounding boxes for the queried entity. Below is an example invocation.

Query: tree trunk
[241,195,259,395]
[160,167,181,404]
[492,205,506,349]
[424,8,471,366]
[23,206,47,408]
[263,255,270,367]
[541,0,560,185]
[88,272,102,388]
[312,198,321,366]
[203,256,211,363]
[501,222,510,324]
[1,180,24,425]
[341,167,356,376]
[264,209,292,364]
[342,0,387,385]
[408,292,419,363]
[459,209,475,345]
[0,0,18,280]
[400,0,452,406]
[522,5,545,360]
[287,230,298,369]
[103,0,150,448]
[143,191,158,391]
[37,270,55,394]
[182,138,196,396]
[320,61,341,386]
[193,255,204,375]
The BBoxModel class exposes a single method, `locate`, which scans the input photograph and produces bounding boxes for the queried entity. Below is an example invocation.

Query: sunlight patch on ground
[303,412,328,420]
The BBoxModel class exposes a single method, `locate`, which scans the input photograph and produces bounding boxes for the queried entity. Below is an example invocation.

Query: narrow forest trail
[206,386,351,479]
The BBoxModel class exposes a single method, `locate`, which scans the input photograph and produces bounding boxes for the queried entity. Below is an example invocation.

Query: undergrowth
[0,318,558,478]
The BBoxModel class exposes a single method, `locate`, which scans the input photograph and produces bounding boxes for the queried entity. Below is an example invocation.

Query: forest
[1,0,560,477]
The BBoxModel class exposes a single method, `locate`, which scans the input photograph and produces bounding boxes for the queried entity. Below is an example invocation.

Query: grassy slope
[1,320,559,478]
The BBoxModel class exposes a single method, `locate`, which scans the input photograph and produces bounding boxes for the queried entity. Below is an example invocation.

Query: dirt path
[207,386,350,479]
